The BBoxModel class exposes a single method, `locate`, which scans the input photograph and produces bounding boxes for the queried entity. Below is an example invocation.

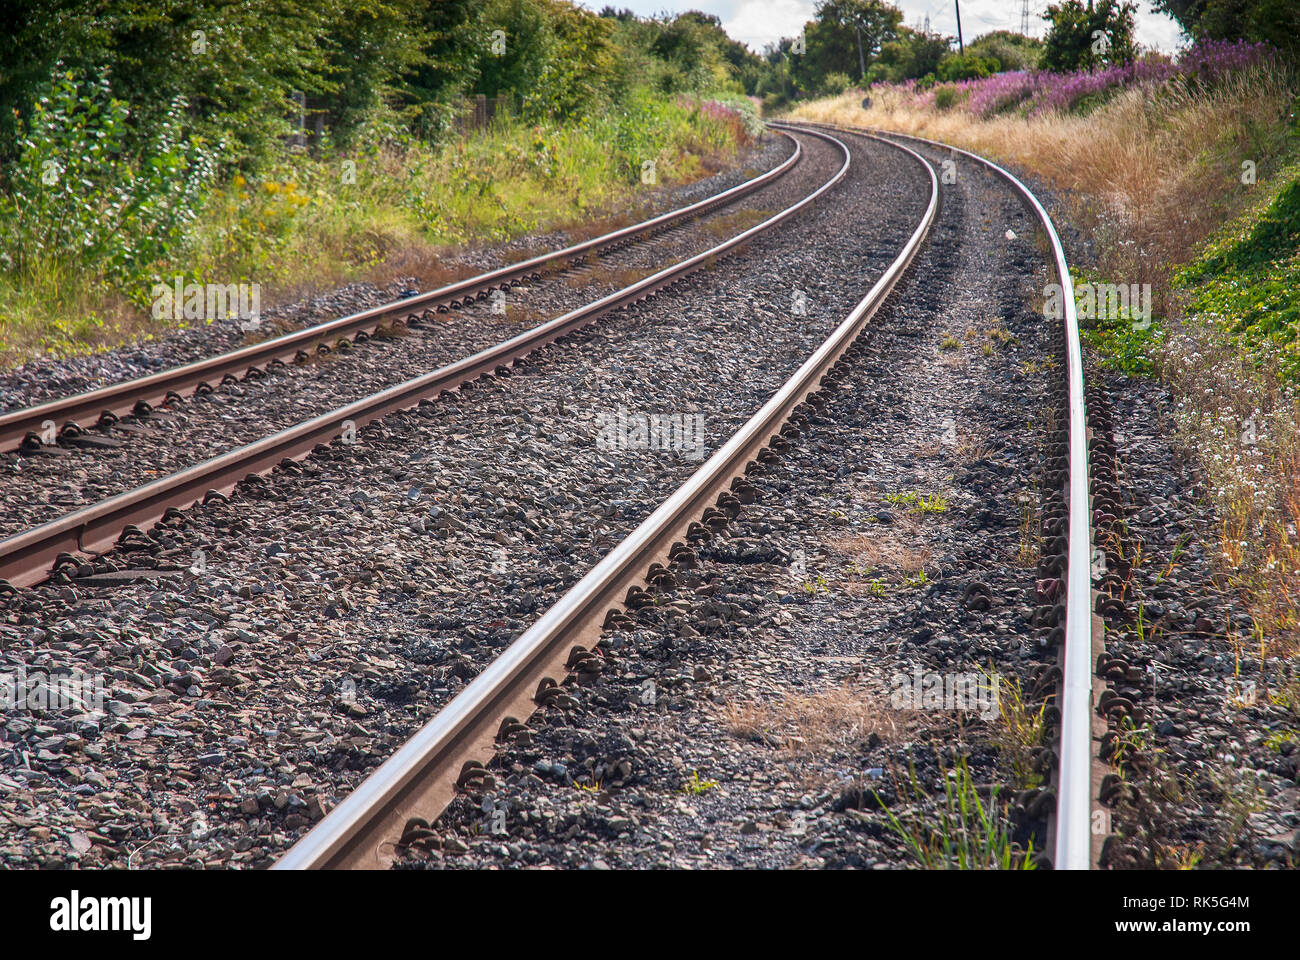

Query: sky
[577,1,1187,55]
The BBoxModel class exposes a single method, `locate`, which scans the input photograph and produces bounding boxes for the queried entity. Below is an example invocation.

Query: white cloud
[721,0,816,50]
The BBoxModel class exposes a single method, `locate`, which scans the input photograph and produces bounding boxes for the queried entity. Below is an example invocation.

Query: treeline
[0,1,761,172]
[0,0,772,356]
[748,0,1297,108]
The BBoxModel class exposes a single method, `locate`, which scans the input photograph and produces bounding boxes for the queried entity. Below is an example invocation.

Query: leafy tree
[937,53,1001,81]
[1041,0,1137,72]
[792,0,903,90]
[317,0,434,147]
[871,26,951,83]
[966,30,1043,71]
[400,0,485,140]
[1152,0,1300,57]
[0,0,341,168]
[600,9,754,97]
[648,12,729,92]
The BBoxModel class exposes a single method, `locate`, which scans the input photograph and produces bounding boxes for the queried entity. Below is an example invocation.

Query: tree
[0,0,344,168]
[790,0,903,91]
[966,30,1044,71]
[318,0,433,146]
[400,0,484,140]
[473,0,615,119]
[937,53,1000,80]
[870,26,951,83]
[1041,0,1137,72]
[1152,0,1299,57]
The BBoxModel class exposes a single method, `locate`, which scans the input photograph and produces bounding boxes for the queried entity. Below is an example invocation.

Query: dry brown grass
[827,529,931,576]
[363,250,480,291]
[561,211,635,244]
[564,263,653,290]
[701,207,771,239]
[718,682,909,761]
[1015,489,1043,568]
[956,432,996,464]
[792,64,1294,316]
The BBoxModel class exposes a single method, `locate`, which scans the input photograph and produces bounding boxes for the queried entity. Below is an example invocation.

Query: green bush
[937,53,1000,81]
[933,86,959,109]
[821,71,854,96]
[0,72,212,295]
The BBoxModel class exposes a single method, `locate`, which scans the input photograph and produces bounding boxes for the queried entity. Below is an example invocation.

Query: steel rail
[0,133,805,454]
[0,128,850,591]
[274,129,939,870]
[797,119,1094,869]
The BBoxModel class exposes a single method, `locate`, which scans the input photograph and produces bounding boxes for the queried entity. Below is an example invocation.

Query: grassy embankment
[0,92,760,368]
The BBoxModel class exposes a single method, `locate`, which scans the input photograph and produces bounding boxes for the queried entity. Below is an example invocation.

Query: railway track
[0,123,1101,873]
[792,121,1102,868]
[0,128,849,590]
[0,134,805,456]
[273,126,941,869]
[276,124,1101,872]
[1,122,928,870]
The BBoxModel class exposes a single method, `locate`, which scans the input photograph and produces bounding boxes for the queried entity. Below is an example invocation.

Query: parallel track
[0,128,845,591]
[0,134,803,454]
[273,127,940,870]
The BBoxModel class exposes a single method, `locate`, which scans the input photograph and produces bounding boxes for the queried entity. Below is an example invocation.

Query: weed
[992,674,1048,790]
[875,754,1036,870]
[680,770,719,795]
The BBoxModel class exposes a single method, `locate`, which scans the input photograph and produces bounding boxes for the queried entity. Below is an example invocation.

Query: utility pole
[1021,0,1031,36]
[954,1,964,54]
[854,24,866,81]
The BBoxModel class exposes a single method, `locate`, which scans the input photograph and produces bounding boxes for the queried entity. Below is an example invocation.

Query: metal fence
[457,94,514,133]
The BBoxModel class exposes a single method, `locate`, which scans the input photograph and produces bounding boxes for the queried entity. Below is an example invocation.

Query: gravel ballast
[0,137,813,538]
[0,128,929,868]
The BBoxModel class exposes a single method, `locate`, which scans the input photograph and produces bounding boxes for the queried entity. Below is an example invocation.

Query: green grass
[902,569,930,589]
[884,490,949,515]
[679,770,719,795]
[1173,158,1300,379]
[875,754,1035,870]
[0,91,753,367]
[1073,268,1166,377]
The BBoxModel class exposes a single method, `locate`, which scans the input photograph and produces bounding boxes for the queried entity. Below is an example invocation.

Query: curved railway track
[0,128,846,590]
[273,126,941,870]
[0,134,805,455]
[277,124,1101,872]
[0,121,1102,873]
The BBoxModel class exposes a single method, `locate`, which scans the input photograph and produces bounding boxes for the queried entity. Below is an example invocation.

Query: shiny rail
[0,133,804,454]
[274,127,939,870]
